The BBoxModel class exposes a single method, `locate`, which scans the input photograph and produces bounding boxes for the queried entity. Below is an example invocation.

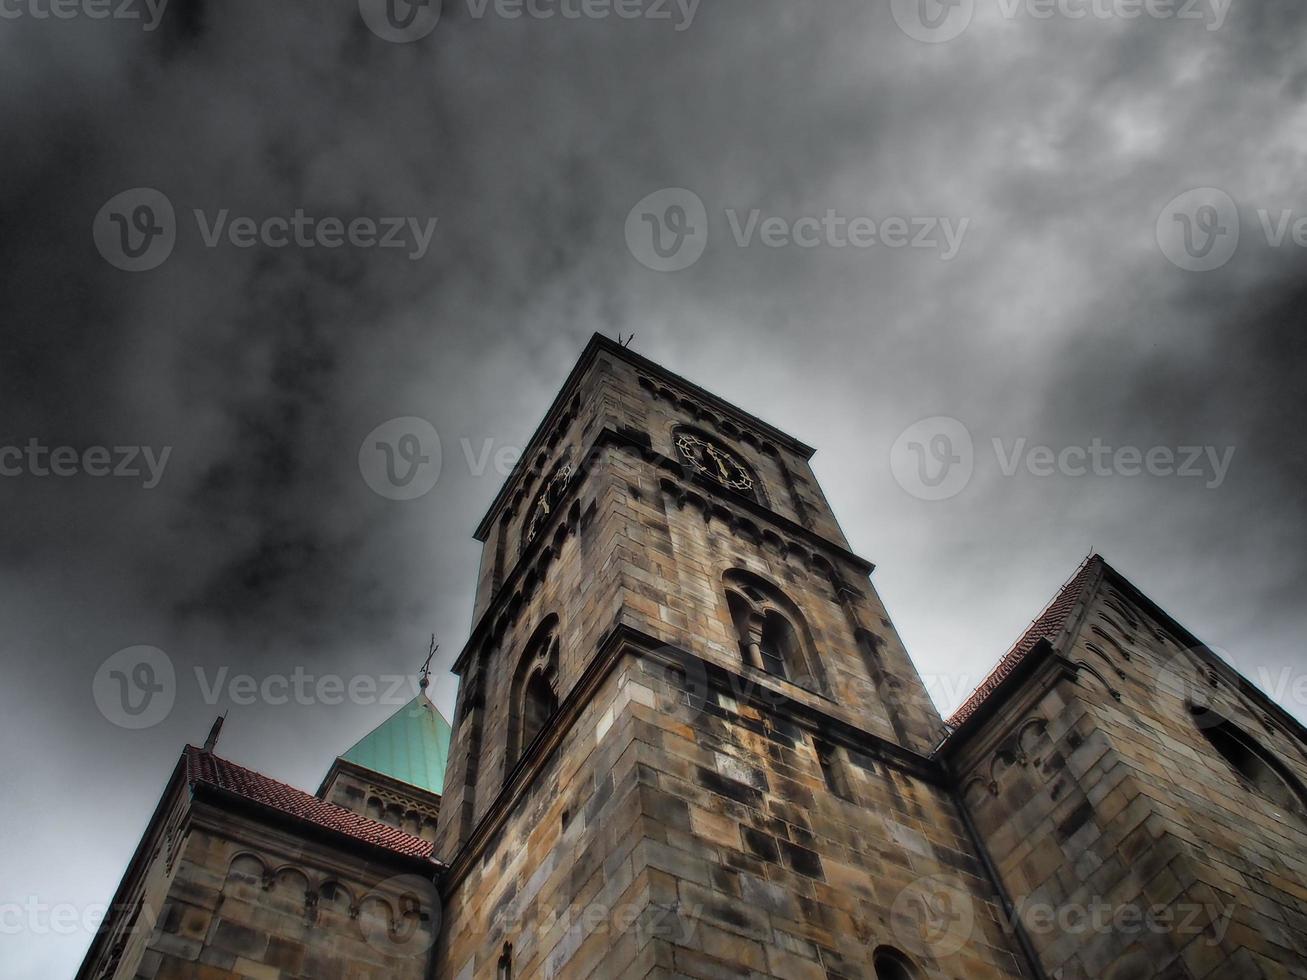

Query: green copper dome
[341,691,452,795]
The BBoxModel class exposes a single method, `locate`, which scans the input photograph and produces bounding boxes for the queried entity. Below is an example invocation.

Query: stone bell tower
[429,335,1030,979]
[77,331,1307,980]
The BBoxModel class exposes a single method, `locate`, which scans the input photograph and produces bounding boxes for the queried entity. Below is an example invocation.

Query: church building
[79,334,1307,979]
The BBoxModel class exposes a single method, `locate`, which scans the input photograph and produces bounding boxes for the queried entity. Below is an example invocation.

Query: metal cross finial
[419,634,438,690]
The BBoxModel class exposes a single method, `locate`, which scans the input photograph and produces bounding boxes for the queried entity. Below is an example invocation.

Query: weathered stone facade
[148,807,439,980]
[82,335,1307,980]
[945,559,1307,979]
[80,748,443,980]
[433,338,1023,979]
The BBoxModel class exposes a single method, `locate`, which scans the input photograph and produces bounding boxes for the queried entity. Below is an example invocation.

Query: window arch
[1096,613,1134,642]
[1084,641,1127,679]
[1191,705,1307,816]
[1103,595,1140,631]
[723,570,825,693]
[873,946,919,980]
[507,616,560,766]
[1090,626,1132,661]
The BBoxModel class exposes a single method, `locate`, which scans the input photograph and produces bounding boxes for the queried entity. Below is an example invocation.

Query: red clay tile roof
[946,556,1103,729]
[183,745,435,860]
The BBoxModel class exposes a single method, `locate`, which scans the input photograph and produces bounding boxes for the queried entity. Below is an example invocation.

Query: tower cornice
[473,333,816,542]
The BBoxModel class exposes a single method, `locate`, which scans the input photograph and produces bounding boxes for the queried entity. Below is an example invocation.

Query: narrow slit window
[815,738,853,802]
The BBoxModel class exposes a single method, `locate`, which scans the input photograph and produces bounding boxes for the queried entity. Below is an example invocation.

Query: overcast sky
[2,1,1306,976]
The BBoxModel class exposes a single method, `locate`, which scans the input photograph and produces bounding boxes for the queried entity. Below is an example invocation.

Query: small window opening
[521,672,558,751]
[874,947,917,980]
[815,737,854,802]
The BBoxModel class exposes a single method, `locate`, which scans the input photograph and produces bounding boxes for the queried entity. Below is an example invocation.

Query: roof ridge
[1005,554,1101,657]
[183,745,434,860]
[185,744,337,801]
[946,555,1104,728]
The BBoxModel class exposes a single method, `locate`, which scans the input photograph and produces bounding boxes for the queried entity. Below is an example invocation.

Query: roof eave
[75,753,190,980]
[939,638,1059,754]
[190,780,445,871]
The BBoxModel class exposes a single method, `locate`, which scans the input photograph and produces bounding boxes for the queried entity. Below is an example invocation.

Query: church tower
[317,687,451,843]
[430,335,1028,978]
[80,333,1307,979]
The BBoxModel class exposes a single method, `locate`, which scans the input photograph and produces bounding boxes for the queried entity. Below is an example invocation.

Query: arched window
[1192,705,1307,815]
[723,570,825,694]
[521,672,558,750]
[760,611,801,680]
[508,617,560,766]
[873,947,918,980]
[497,942,512,980]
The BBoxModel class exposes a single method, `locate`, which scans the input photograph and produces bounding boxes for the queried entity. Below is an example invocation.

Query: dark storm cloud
[2,1,1306,975]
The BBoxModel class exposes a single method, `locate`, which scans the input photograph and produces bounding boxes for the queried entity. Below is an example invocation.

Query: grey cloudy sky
[2,0,1306,975]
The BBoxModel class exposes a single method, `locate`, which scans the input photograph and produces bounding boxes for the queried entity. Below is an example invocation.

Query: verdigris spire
[340,690,451,795]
